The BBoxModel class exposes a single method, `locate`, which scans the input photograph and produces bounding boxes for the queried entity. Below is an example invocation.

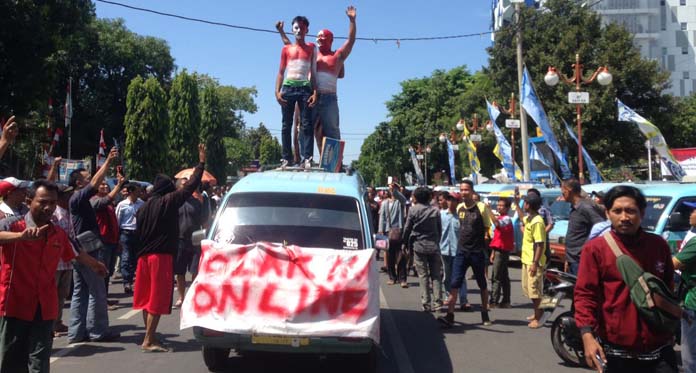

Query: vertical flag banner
[520,67,572,179]
[486,100,522,180]
[408,147,425,185]
[530,142,560,185]
[446,139,456,185]
[617,100,686,181]
[64,79,72,128]
[562,118,603,184]
[464,138,481,174]
[97,129,107,168]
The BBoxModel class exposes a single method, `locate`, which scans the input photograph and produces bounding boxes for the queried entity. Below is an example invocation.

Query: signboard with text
[180,240,380,343]
[568,92,590,104]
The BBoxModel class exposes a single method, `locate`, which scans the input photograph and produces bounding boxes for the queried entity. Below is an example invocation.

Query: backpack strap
[602,231,624,258]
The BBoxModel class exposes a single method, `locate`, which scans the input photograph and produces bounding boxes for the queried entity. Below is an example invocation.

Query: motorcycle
[538,268,587,367]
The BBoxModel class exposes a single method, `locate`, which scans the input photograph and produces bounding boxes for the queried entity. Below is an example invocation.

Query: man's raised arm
[340,6,357,60]
[90,146,118,189]
[276,21,291,45]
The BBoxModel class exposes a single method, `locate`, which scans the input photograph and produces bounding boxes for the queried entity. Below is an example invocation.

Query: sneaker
[386,279,396,285]
[400,281,409,288]
[459,304,473,312]
[498,302,511,309]
[124,284,133,294]
[482,311,492,326]
[302,157,312,169]
[438,312,454,328]
[280,159,289,168]
[54,322,68,334]
[91,331,121,342]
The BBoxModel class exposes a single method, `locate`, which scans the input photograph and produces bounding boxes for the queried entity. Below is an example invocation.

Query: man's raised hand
[1,116,18,144]
[346,5,356,20]
[198,143,207,163]
[107,146,118,162]
[275,21,284,32]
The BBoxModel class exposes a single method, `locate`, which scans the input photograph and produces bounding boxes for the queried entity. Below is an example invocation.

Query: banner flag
[530,142,560,185]
[562,118,603,184]
[409,147,425,185]
[617,99,686,181]
[520,67,572,179]
[180,240,380,343]
[64,79,72,128]
[486,100,522,181]
[97,129,107,168]
[446,139,456,185]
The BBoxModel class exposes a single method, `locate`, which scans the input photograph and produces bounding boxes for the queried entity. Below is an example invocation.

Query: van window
[212,192,365,250]
[642,196,672,232]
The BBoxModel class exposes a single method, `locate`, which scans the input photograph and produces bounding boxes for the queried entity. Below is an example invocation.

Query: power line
[96,0,493,42]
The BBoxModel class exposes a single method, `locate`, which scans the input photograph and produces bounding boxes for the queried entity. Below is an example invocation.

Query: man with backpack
[575,185,678,373]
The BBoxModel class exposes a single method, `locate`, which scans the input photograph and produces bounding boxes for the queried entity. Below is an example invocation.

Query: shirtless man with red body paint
[276,16,318,168]
[277,6,357,154]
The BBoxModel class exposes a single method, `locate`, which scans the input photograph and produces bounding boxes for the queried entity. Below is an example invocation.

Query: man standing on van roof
[133,143,206,352]
[561,178,604,275]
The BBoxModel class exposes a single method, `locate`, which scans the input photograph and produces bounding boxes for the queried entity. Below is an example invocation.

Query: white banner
[180,240,380,343]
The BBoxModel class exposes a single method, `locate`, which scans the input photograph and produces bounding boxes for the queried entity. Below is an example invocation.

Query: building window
[682,23,688,31]
[661,0,665,4]
[663,47,668,55]
[681,0,686,5]
[683,46,689,54]
[685,71,691,79]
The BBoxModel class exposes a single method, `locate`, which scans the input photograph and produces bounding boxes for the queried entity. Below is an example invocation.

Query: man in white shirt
[115,183,144,293]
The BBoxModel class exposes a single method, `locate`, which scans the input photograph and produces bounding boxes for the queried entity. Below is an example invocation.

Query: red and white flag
[64,78,72,128]
[48,128,63,156]
[97,128,107,167]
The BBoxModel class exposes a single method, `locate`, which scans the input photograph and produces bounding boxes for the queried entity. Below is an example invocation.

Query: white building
[491,0,696,96]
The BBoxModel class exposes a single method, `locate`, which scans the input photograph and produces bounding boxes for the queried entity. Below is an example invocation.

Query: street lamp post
[544,54,612,184]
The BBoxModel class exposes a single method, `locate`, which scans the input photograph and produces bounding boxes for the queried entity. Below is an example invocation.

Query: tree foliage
[486,0,679,176]
[224,137,253,176]
[123,76,169,181]
[259,136,282,166]
[168,70,200,171]
[200,85,226,180]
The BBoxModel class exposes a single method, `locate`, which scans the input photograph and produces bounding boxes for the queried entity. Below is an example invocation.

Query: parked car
[190,168,381,372]
[549,183,696,264]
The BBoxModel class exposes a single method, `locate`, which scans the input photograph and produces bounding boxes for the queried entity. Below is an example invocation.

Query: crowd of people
[0,116,226,371]
[372,178,693,373]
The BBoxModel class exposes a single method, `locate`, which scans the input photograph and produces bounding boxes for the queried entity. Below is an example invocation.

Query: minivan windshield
[212,192,365,250]
[642,196,672,232]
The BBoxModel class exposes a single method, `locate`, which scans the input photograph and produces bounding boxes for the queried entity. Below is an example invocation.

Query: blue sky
[94,0,493,163]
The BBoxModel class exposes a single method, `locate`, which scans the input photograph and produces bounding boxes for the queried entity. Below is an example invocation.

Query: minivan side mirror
[192,229,207,247]
[668,212,689,231]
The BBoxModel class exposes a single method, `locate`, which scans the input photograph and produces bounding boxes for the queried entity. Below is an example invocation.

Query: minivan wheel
[202,346,230,372]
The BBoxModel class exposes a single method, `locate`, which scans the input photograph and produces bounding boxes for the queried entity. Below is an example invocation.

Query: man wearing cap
[0,177,30,219]
[0,180,107,373]
[67,146,121,343]
[134,144,206,352]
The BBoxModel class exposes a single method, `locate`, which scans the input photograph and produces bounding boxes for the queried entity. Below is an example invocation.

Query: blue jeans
[119,231,138,285]
[568,261,580,276]
[281,85,313,161]
[442,255,468,304]
[313,93,340,140]
[450,251,487,291]
[683,309,696,373]
[98,243,117,295]
[68,252,110,341]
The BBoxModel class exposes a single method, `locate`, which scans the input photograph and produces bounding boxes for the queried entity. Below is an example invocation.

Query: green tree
[486,0,673,176]
[123,76,169,180]
[246,124,273,160]
[200,85,226,180]
[670,95,696,148]
[168,70,200,171]
[259,136,282,166]
[224,137,253,176]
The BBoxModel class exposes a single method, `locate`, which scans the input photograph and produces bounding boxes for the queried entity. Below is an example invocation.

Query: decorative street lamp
[544,53,612,184]
[492,93,522,182]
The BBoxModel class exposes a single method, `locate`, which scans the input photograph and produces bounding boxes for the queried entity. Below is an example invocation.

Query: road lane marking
[380,287,415,373]
[50,342,86,363]
[118,309,141,320]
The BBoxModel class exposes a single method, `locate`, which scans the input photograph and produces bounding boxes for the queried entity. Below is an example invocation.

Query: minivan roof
[230,170,365,199]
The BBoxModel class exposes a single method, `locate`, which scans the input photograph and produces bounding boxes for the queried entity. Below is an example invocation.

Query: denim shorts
[450,250,487,291]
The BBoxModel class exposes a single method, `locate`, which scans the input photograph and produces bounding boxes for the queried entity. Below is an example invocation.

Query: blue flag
[409,147,425,185]
[520,67,573,179]
[530,142,560,185]
[446,139,456,185]
[486,100,516,180]
[562,119,603,184]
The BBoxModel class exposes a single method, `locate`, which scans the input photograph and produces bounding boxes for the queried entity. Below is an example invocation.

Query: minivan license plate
[251,335,310,347]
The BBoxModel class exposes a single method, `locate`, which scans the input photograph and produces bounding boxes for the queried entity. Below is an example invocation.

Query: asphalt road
[50,263,590,373]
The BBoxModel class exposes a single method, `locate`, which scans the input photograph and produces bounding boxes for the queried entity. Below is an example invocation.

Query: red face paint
[317,29,334,53]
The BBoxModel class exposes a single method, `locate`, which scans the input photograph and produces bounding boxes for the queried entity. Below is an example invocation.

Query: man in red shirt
[575,185,677,372]
[0,180,107,373]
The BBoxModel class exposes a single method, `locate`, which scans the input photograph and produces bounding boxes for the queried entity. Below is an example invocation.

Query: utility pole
[515,1,530,181]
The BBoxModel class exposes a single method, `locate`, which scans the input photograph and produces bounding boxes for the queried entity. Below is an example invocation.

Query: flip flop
[526,315,536,321]
[173,299,183,309]
[528,320,542,329]
[141,345,171,353]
